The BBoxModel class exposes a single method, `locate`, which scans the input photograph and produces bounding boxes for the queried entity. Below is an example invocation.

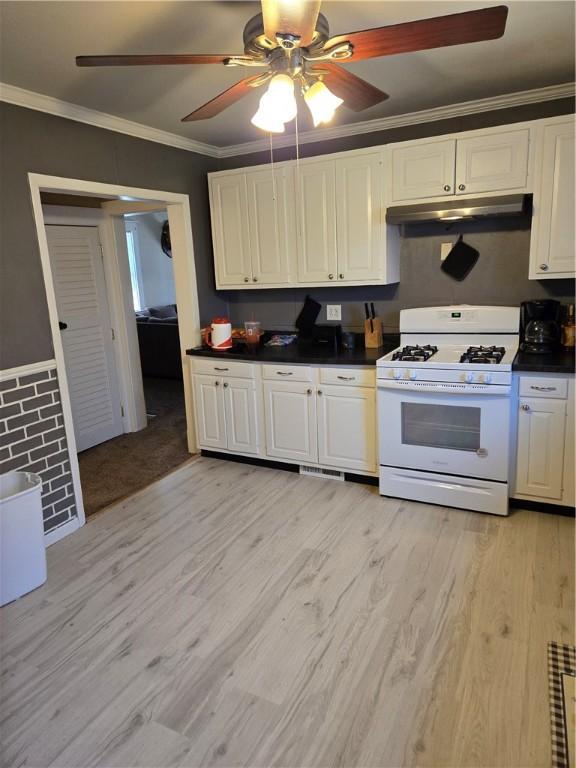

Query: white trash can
[0,471,47,606]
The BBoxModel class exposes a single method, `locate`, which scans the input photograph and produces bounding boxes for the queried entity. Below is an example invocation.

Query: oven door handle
[377,380,511,396]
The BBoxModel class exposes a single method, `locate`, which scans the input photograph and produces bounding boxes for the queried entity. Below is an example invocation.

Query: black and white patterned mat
[548,642,576,768]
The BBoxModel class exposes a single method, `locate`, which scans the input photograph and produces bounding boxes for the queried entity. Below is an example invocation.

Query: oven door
[377,380,510,481]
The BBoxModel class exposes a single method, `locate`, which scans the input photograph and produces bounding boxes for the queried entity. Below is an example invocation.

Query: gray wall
[219,96,575,331]
[0,102,223,370]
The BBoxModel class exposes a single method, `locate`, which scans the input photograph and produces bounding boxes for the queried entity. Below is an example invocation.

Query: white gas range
[376,306,520,516]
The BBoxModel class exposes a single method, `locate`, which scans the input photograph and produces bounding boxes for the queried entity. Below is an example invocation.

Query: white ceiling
[0,1,574,147]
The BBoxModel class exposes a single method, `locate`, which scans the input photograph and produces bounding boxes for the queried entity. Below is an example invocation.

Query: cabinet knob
[244,276,249,282]
[521,403,530,411]
[339,273,344,280]
[223,382,229,388]
[328,274,334,280]
[253,276,258,282]
[539,263,549,271]
[215,381,220,387]
[317,390,323,396]
[443,184,451,192]
[307,388,312,395]
[458,183,466,191]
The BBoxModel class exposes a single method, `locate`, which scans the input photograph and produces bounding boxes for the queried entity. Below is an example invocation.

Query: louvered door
[46,225,123,451]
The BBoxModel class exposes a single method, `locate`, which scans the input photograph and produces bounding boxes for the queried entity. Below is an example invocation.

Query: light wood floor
[1,458,574,768]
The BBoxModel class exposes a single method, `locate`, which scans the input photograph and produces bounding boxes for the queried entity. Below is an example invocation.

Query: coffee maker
[520,300,561,354]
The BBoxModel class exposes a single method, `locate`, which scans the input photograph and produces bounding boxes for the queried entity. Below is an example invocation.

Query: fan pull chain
[269,132,277,203]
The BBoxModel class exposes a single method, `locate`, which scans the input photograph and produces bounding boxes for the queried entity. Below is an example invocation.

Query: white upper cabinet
[296,159,338,283]
[455,129,530,195]
[529,119,575,278]
[209,173,252,286]
[246,166,296,285]
[390,128,530,202]
[391,139,456,201]
[335,151,383,282]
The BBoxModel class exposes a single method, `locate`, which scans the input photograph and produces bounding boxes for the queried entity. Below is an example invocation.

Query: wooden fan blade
[182,75,264,121]
[310,63,388,111]
[325,5,508,62]
[76,54,239,67]
[261,0,322,46]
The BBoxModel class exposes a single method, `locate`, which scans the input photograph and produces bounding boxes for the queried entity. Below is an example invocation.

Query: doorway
[30,175,201,536]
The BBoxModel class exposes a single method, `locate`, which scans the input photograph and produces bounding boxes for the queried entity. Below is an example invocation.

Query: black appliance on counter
[295,295,343,350]
[520,300,562,354]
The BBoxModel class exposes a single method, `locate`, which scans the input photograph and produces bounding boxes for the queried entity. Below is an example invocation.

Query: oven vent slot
[300,466,345,481]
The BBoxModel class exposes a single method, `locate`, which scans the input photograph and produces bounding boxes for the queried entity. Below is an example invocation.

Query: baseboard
[509,498,575,517]
[44,516,82,546]
[200,449,377,486]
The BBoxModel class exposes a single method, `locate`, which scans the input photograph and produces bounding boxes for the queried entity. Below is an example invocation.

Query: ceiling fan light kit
[76,2,508,134]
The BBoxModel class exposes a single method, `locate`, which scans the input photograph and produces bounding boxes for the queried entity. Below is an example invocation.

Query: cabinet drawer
[191,358,256,379]
[519,377,568,399]
[262,364,313,383]
[320,367,376,388]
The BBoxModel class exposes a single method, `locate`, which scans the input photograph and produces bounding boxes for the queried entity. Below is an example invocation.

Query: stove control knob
[409,370,417,380]
[465,372,474,383]
[483,373,492,384]
[393,368,402,380]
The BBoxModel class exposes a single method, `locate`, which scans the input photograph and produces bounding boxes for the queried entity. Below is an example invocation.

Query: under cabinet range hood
[386,194,531,224]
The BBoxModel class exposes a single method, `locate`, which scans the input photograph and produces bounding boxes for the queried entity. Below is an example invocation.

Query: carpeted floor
[78,377,194,517]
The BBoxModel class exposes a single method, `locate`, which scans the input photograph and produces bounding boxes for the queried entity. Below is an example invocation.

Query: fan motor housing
[243,12,330,58]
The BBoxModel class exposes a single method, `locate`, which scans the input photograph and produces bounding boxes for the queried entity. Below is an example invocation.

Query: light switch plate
[327,304,342,321]
[441,242,454,262]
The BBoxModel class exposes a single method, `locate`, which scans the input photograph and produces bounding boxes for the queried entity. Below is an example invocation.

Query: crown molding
[1,80,574,161]
[218,82,576,157]
[0,82,220,158]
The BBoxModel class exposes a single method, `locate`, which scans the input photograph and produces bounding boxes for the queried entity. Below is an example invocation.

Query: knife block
[364,318,383,348]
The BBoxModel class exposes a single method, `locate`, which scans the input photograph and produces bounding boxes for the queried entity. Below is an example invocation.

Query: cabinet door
[263,381,317,463]
[210,173,252,286]
[223,378,260,455]
[533,122,575,275]
[515,397,566,499]
[335,152,383,282]
[193,375,226,449]
[455,129,529,195]
[296,160,338,283]
[246,166,296,285]
[391,140,455,202]
[317,385,377,472]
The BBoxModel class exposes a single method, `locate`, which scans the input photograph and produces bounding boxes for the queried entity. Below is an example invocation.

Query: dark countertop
[513,349,575,374]
[187,334,399,366]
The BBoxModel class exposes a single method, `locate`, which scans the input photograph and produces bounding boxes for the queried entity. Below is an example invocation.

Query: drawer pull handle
[214,367,229,371]
[530,385,556,391]
[337,375,355,381]
[276,371,293,376]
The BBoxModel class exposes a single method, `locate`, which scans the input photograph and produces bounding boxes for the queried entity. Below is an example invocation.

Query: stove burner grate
[392,344,438,362]
[460,345,506,364]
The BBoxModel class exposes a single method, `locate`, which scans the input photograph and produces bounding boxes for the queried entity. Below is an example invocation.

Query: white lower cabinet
[317,385,377,472]
[193,371,261,455]
[263,381,317,463]
[513,375,574,505]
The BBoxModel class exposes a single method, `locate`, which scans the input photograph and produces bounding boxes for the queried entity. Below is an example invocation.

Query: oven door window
[401,402,481,452]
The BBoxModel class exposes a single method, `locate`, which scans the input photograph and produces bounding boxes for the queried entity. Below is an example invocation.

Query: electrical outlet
[327,304,342,321]
[441,242,454,262]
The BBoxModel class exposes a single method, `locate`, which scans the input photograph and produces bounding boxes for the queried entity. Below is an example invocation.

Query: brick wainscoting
[0,363,78,534]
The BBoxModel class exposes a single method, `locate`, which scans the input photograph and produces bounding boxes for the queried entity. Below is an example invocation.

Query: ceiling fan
[77,1,508,133]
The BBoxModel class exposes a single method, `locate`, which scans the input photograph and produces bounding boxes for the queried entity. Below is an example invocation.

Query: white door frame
[29,173,201,532]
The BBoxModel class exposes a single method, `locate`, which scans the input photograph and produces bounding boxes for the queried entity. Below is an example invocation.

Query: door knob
[539,264,549,271]
[458,183,466,191]
[443,184,451,192]
[58,321,68,330]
